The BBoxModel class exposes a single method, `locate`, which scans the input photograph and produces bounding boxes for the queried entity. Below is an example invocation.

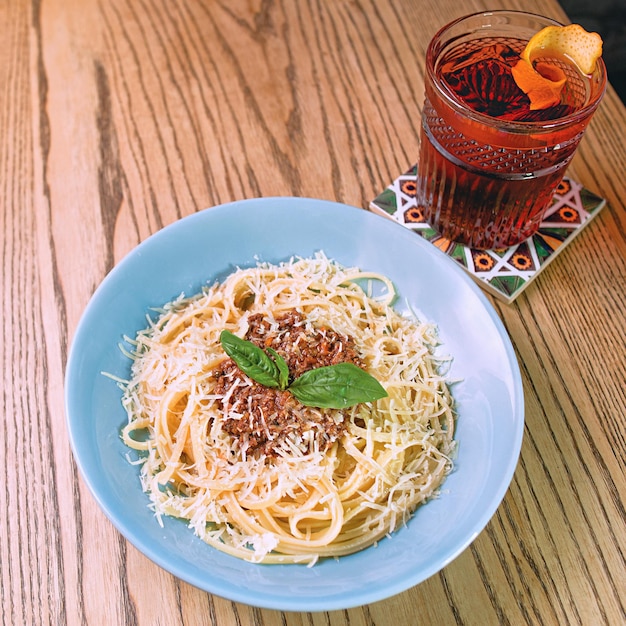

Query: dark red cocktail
[416,12,606,250]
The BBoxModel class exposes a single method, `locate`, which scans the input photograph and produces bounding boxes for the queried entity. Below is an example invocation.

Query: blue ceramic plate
[65,197,524,612]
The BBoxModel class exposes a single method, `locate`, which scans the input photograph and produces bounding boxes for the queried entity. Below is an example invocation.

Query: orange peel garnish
[511,60,566,110]
[521,24,603,75]
[513,24,603,111]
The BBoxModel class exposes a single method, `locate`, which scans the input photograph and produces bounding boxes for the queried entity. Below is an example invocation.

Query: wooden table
[2,0,625,624]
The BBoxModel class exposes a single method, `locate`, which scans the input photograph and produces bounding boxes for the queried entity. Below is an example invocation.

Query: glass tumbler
[416,11,606,250]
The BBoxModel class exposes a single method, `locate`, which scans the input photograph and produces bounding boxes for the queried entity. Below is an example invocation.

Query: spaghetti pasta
[119,253,456,564]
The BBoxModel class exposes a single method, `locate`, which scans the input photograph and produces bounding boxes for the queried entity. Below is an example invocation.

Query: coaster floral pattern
[369,164,606,303]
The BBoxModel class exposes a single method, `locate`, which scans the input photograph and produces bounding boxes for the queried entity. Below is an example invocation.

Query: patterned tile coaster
[369,164,606,303]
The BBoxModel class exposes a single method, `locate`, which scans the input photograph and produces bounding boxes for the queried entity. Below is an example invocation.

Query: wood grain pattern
[2,0,625,624]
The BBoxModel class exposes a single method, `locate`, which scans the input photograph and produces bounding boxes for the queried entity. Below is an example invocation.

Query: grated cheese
[118,253,456,564]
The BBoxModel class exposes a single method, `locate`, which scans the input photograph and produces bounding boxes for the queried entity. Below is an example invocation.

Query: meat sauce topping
[213,310,362,457]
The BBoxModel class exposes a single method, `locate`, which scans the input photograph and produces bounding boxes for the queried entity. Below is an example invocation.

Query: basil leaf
[219,330,388,410]
[289,362,387,409]
[219,330,281,388]
[267,347,289,390]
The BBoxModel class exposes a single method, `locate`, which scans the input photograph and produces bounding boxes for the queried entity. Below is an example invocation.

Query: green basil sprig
[219,330,284,388]
[219,330,387,409]
[288,362,387,408]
